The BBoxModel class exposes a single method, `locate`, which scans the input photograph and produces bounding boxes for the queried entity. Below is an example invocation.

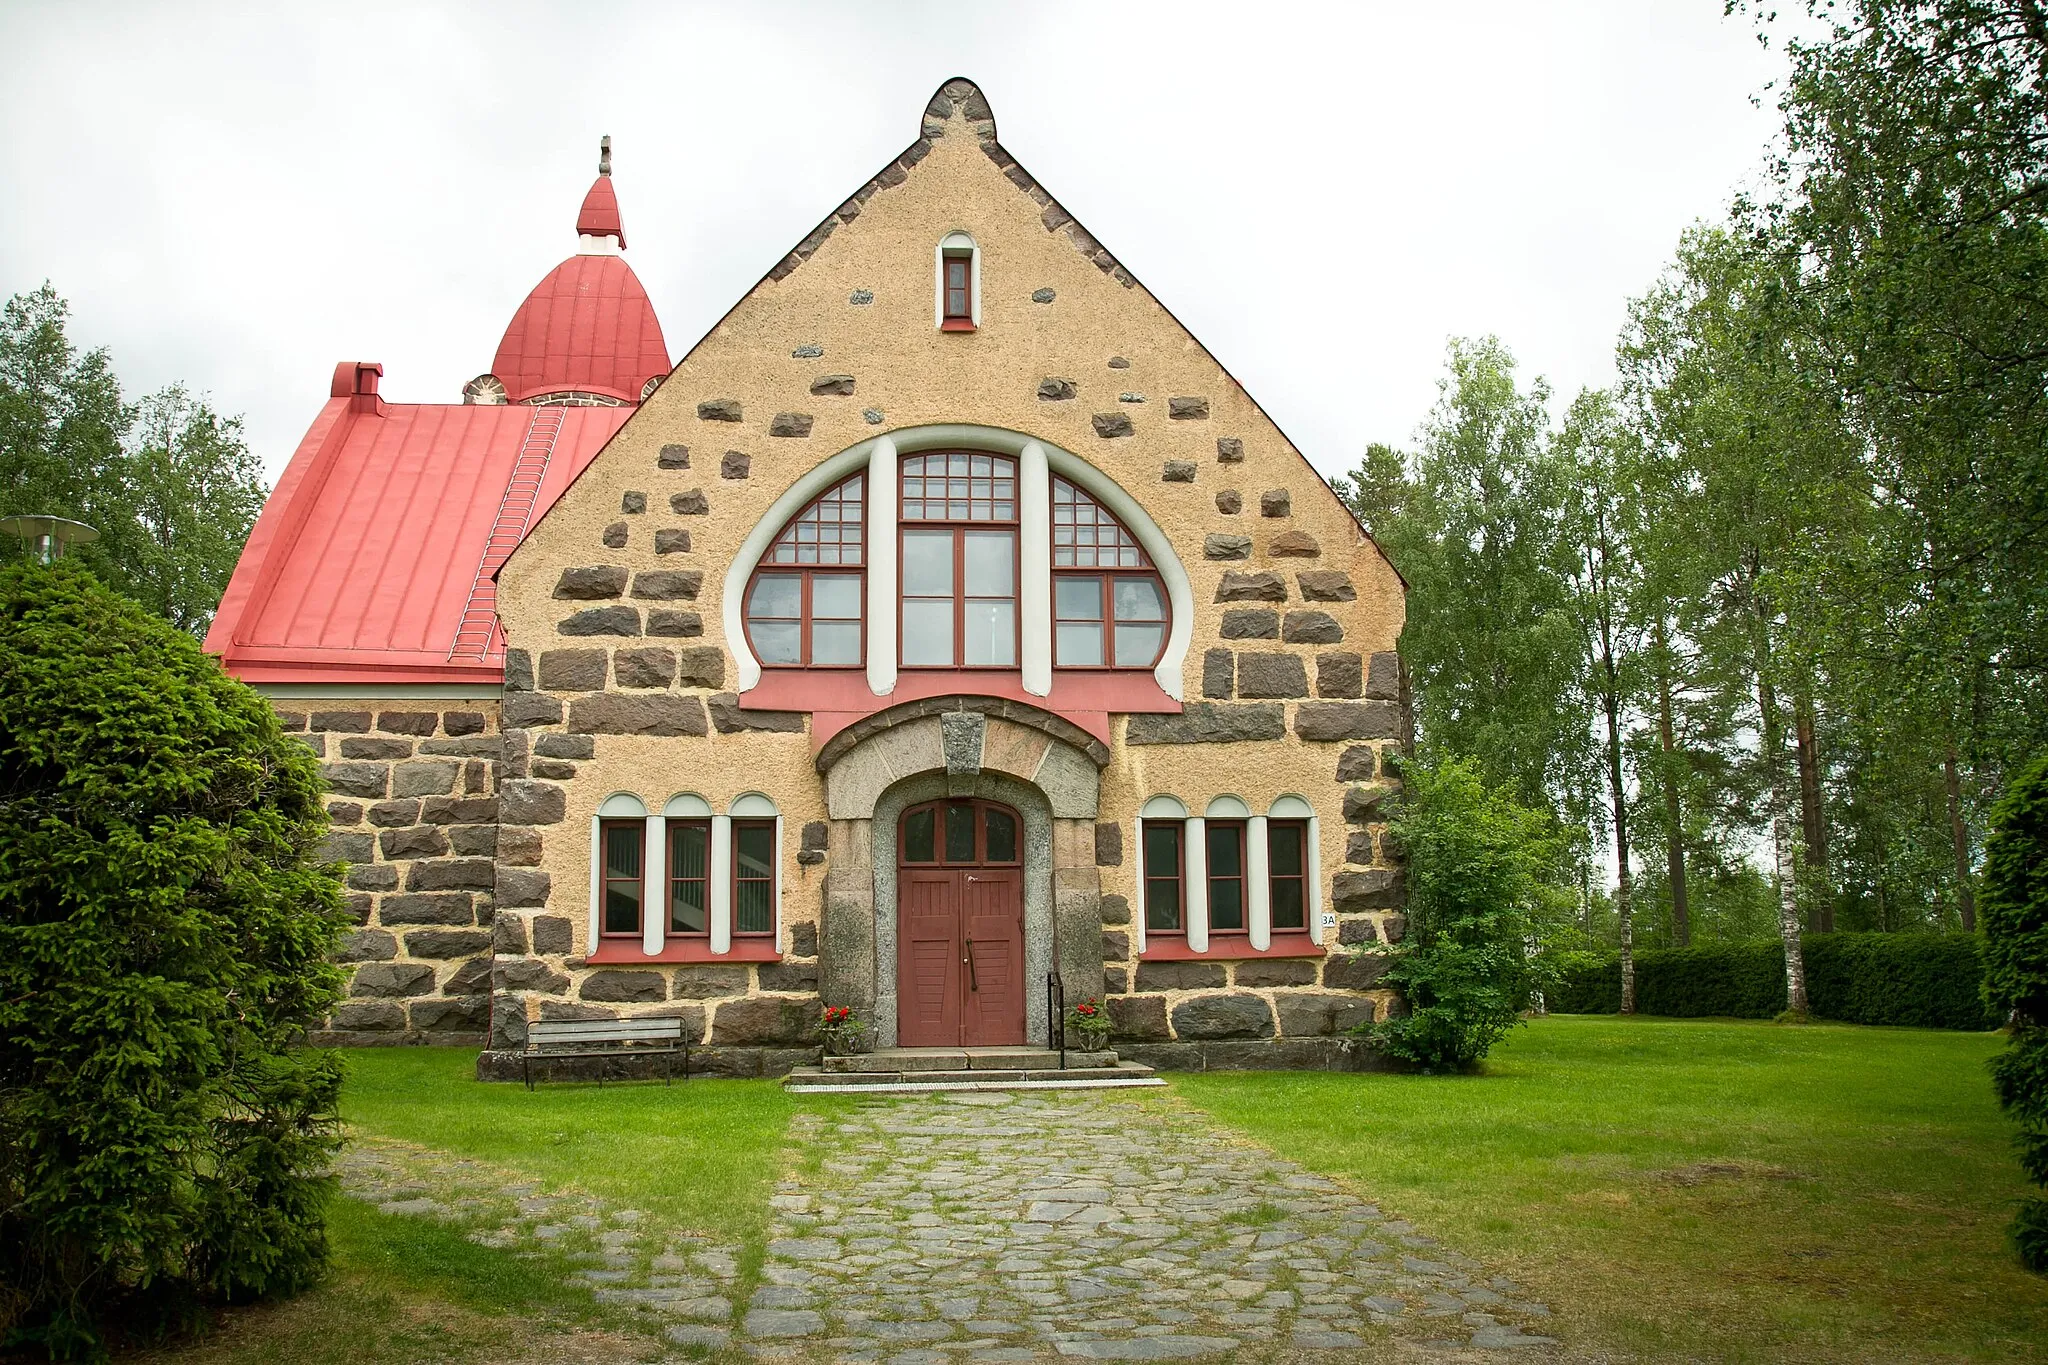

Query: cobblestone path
[337,1091,1558,1361]
[756,1091,1554,1360]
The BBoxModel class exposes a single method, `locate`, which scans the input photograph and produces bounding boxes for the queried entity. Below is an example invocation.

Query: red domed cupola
[482,136,671,406]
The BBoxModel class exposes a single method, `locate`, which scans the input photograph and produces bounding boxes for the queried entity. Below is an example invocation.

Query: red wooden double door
[896,798,1026,1047]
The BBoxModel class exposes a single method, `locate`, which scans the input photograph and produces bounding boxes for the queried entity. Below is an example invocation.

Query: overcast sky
[0,2,1797,486]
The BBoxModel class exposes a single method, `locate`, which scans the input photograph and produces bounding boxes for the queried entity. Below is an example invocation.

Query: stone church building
[206,80,1410,1075]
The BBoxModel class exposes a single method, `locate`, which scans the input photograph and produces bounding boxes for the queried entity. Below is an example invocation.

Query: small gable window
[937,232,978,331]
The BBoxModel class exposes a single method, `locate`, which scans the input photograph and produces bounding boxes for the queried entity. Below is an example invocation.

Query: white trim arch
[1268,793,1323,945]
[723,424,1194,698]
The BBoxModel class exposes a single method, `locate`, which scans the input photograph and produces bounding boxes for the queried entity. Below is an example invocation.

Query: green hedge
[1548,932,1997,1030]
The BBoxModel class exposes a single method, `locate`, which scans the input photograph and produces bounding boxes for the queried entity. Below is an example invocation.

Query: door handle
[964,937,978,992]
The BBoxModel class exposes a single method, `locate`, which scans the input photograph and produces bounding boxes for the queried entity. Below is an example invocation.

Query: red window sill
[940,318,976,332]
[1139,933,1324,961]
[587,938,783,964]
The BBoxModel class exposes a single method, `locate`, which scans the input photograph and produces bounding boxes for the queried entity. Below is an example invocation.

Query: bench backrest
[526,1017,686,1051]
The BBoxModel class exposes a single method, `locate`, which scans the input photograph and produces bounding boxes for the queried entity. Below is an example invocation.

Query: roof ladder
[448,405,567,661]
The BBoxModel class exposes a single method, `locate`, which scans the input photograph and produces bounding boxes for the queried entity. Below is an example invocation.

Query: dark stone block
[531,760,573,781]
[1235,959,1317,987]
[531,916,574,954]
[496,866,551,908]
[1099,893,1131,925]
[1216,490,1242,515]
[1344,784,1393,824]
[1216,437,1244,462]
[1215,571,1286,603]
[1168,396,1209,420]
[1235,653,1310,699]
[1092,412,1133,438]
[541,1001,617,1022]
[1220,609,1279,640]
[655,529,692,555]
[1031,288,1055,304]
[1276,991,1376,1037]
[1037,377,1075,401]
[379,892,474,926]
[380,826,449,859]
[1171,993,1275,1040]
[495,958,570,993]
[790,921,818,958]
[1323,952,1393,991]
[275,709,308,732]
[603,521,628,548]
[558,606,640,636]
[311,710,372,733]
[1204,534,1252,561]
[411,995,490,1033]
[1202,648,1234,699]
[1125,702,1284,745]
[672,966,750,999]
[405,857,496,891]
[1283,611,1343,644]
[318,830,376,862]
[502,695,561,729]
[498,826,542,866]
[708,692,803,734]
[1297,571,1356,602]
[346,863,397,891]
[554,566,628,599]
[443,957,492,995]
[1295,701,1402,743]
[671,490,709,515]
[321,762,389,799]
[326,800,364,824]
[1345,830,1376,865]
[1108,994,1170,1041]
[404,928,491,959]
[1270,530,1320,558]
[769,413,813,437]
[1338,917,1379,946]
[711,996,820,1045]
[1318,652,1363,698]
[647,610,704,637]
[493,912,528,954]
[1367,652,1402,700]
[336,929,397,962]
[377,711,439,736]
[1102,930,1131,962]
[417,736,500,760]
[567,694,707,737]
[674,647,725,689]
[621,491,646,514]
[538,648,608,691]
[613,648,676,689]
[1135,961,1227,991]
[341,892,372,923]
[1094,822,1123,867]
[535,734,594,760]
[499,781,567,826]
[581,970,668,1003]
[632,570,702,600]
[659,443,690,469]
[1332,868,1403,912]
[1260,489,1291,517]
[503,649,535,691]
[1383,914,1409,944]
[1105,967,1129,993]
[1107,355,1129,368]
[1162,461,1196,483]
[810,375,856,396]
[332,1001,407,1031]
[391,761,457,797]
[759,960,819,992]
[698,399,743,421]
[422,796,499,824]
[350,962,436,997]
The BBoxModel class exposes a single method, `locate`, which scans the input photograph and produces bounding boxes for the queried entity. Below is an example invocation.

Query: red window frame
[898,798,1023,867]
[664,818,712,938]
[941,252,973,330]
[899,453,1019,669]
[598,818,645,938]
[1267,820,1309,933]
[744,472,866,671]
[1050,477,1165,671]
[1141,819,1185,936]
[1205,821,1249,935]
[731,818,777,937]
[1052,572,1170,670]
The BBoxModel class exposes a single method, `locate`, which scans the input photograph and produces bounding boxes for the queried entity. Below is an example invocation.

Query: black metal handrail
[1045,971,1066,1070]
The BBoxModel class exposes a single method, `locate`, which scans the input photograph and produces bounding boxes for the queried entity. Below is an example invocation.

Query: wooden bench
[521,1017,690,1089]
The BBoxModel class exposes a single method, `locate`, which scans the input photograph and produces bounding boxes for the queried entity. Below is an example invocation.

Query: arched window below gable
[744,472,865,668]
[1051,476,1167,669]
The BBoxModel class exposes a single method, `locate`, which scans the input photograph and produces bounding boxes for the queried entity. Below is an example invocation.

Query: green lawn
[1175,1015,2048,1365]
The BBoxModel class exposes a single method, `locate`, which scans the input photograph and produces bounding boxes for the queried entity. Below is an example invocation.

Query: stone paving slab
[334,1092,1560,1362]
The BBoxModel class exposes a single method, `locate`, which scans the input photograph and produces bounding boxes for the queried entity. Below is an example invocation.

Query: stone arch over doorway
[815,702,1106,1049]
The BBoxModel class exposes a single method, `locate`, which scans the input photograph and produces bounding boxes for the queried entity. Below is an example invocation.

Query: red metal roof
[577,173,625,247]
[491,253,669,404]
[206,385,630,685]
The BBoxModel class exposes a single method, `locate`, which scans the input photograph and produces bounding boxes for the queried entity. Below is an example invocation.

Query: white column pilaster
[1248,815,1271,951]
[1184,817,1209,953]
[1306,817,1325,944]
[1132,819,1147,955]
[1020,440,1052,696]
[642,815,664,955]
[710,814,733,953]
[866,435,898,696]
[586,815,602,951]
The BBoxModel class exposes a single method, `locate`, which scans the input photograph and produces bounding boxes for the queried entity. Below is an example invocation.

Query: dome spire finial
[598,134,611,177]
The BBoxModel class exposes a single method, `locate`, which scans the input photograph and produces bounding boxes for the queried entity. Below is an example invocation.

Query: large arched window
[1051,476,1167,669]
[900,452,1017,668]
[743,472,864,667]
